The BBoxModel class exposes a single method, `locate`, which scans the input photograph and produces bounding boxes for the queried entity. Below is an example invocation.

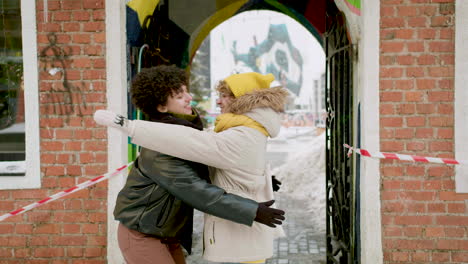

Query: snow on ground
[271,129,326,233]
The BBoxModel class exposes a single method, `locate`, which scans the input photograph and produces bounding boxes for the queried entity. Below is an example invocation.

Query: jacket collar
[150,111,204,131]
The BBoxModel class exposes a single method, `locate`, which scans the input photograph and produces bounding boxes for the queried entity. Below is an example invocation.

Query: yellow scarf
[214,113,269,137]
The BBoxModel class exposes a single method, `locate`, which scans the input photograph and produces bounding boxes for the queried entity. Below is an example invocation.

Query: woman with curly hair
[104,65,285,264]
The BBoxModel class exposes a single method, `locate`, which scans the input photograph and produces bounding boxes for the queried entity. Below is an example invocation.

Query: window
[0,0,39,188]
[455,1,468,193]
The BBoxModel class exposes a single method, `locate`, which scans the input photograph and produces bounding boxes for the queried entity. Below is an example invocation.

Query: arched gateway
[124,0,359,262]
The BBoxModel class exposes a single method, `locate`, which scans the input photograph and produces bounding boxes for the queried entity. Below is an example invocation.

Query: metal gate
[325,5,357,264]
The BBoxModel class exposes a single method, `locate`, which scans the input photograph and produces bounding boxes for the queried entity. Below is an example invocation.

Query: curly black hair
[131,65,188,117]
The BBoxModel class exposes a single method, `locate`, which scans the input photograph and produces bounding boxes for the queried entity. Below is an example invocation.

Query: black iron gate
[324,5,357,264]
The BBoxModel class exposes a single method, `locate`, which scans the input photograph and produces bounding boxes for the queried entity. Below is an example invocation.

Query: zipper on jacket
[209,222,215,244]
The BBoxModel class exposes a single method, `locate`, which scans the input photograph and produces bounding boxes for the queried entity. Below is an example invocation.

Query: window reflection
[0,0,25,166]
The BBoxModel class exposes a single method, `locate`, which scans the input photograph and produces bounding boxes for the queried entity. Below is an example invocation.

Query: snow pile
[271,126,316,141]
[272,132,326,232]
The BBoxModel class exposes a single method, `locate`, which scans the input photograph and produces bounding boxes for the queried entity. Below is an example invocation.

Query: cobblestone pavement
[186,193,326,264]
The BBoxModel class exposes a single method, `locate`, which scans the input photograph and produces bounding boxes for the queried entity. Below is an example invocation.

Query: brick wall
[0,0,108,262]
[380,0,468,263]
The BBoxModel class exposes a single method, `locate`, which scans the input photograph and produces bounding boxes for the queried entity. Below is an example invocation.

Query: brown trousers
[118,223,186,264]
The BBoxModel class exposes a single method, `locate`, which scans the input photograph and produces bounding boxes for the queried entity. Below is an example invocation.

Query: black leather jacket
[114,147,258,253]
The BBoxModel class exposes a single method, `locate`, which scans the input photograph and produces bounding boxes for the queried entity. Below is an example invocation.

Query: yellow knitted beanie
[224,72,275,98]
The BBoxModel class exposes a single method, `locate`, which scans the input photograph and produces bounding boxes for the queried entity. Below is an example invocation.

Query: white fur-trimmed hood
[224,87,289,115]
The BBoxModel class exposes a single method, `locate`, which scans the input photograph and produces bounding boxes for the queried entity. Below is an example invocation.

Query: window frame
[455,1,468,193]
[0,0,40,189]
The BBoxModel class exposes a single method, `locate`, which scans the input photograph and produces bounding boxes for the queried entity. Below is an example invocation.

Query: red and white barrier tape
[0,162,133,222]
[344,144,463,165]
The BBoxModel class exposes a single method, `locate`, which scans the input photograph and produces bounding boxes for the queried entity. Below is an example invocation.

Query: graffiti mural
[231,24,303,96]
[209,11,325,114]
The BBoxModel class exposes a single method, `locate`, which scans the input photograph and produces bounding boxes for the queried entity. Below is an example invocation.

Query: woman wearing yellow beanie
[94,71,289,263]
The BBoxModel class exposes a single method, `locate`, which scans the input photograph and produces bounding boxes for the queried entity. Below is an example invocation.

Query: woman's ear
[157,105,167,112]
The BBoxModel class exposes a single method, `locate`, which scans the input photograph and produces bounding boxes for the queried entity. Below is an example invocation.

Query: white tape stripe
[0,214,11,221]
[371,151,386,159]
[77,180,94,188]
[50,192,67,200]
[22,203,41,211]
[396,154,413,161]
[426,157,443,164]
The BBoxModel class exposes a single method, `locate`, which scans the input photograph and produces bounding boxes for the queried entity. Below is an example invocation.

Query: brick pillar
[380,0,468,263]
[0,0,108,262]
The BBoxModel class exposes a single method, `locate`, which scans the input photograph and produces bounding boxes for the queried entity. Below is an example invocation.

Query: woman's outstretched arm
[94,109,253,169]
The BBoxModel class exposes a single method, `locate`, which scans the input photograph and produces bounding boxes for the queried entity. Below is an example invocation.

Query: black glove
[254,200,285,228]
[272,175,282,192]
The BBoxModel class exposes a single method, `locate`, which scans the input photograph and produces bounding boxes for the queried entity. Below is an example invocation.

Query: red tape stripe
[117,165,128,171]
[38,197,53,204]
[10,208,25,215]
[64,186,79,193]
[442,158,459,165]
[360,149,371,157]
[91,175,105,182]
[412,156,429,162]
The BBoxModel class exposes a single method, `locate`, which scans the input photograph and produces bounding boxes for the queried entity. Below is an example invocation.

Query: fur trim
[225,87,289,115]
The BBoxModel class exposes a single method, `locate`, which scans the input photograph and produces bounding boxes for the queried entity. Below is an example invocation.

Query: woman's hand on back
[254,200,285,228]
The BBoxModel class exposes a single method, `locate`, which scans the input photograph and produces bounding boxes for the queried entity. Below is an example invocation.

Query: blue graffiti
[231,24,303,96]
